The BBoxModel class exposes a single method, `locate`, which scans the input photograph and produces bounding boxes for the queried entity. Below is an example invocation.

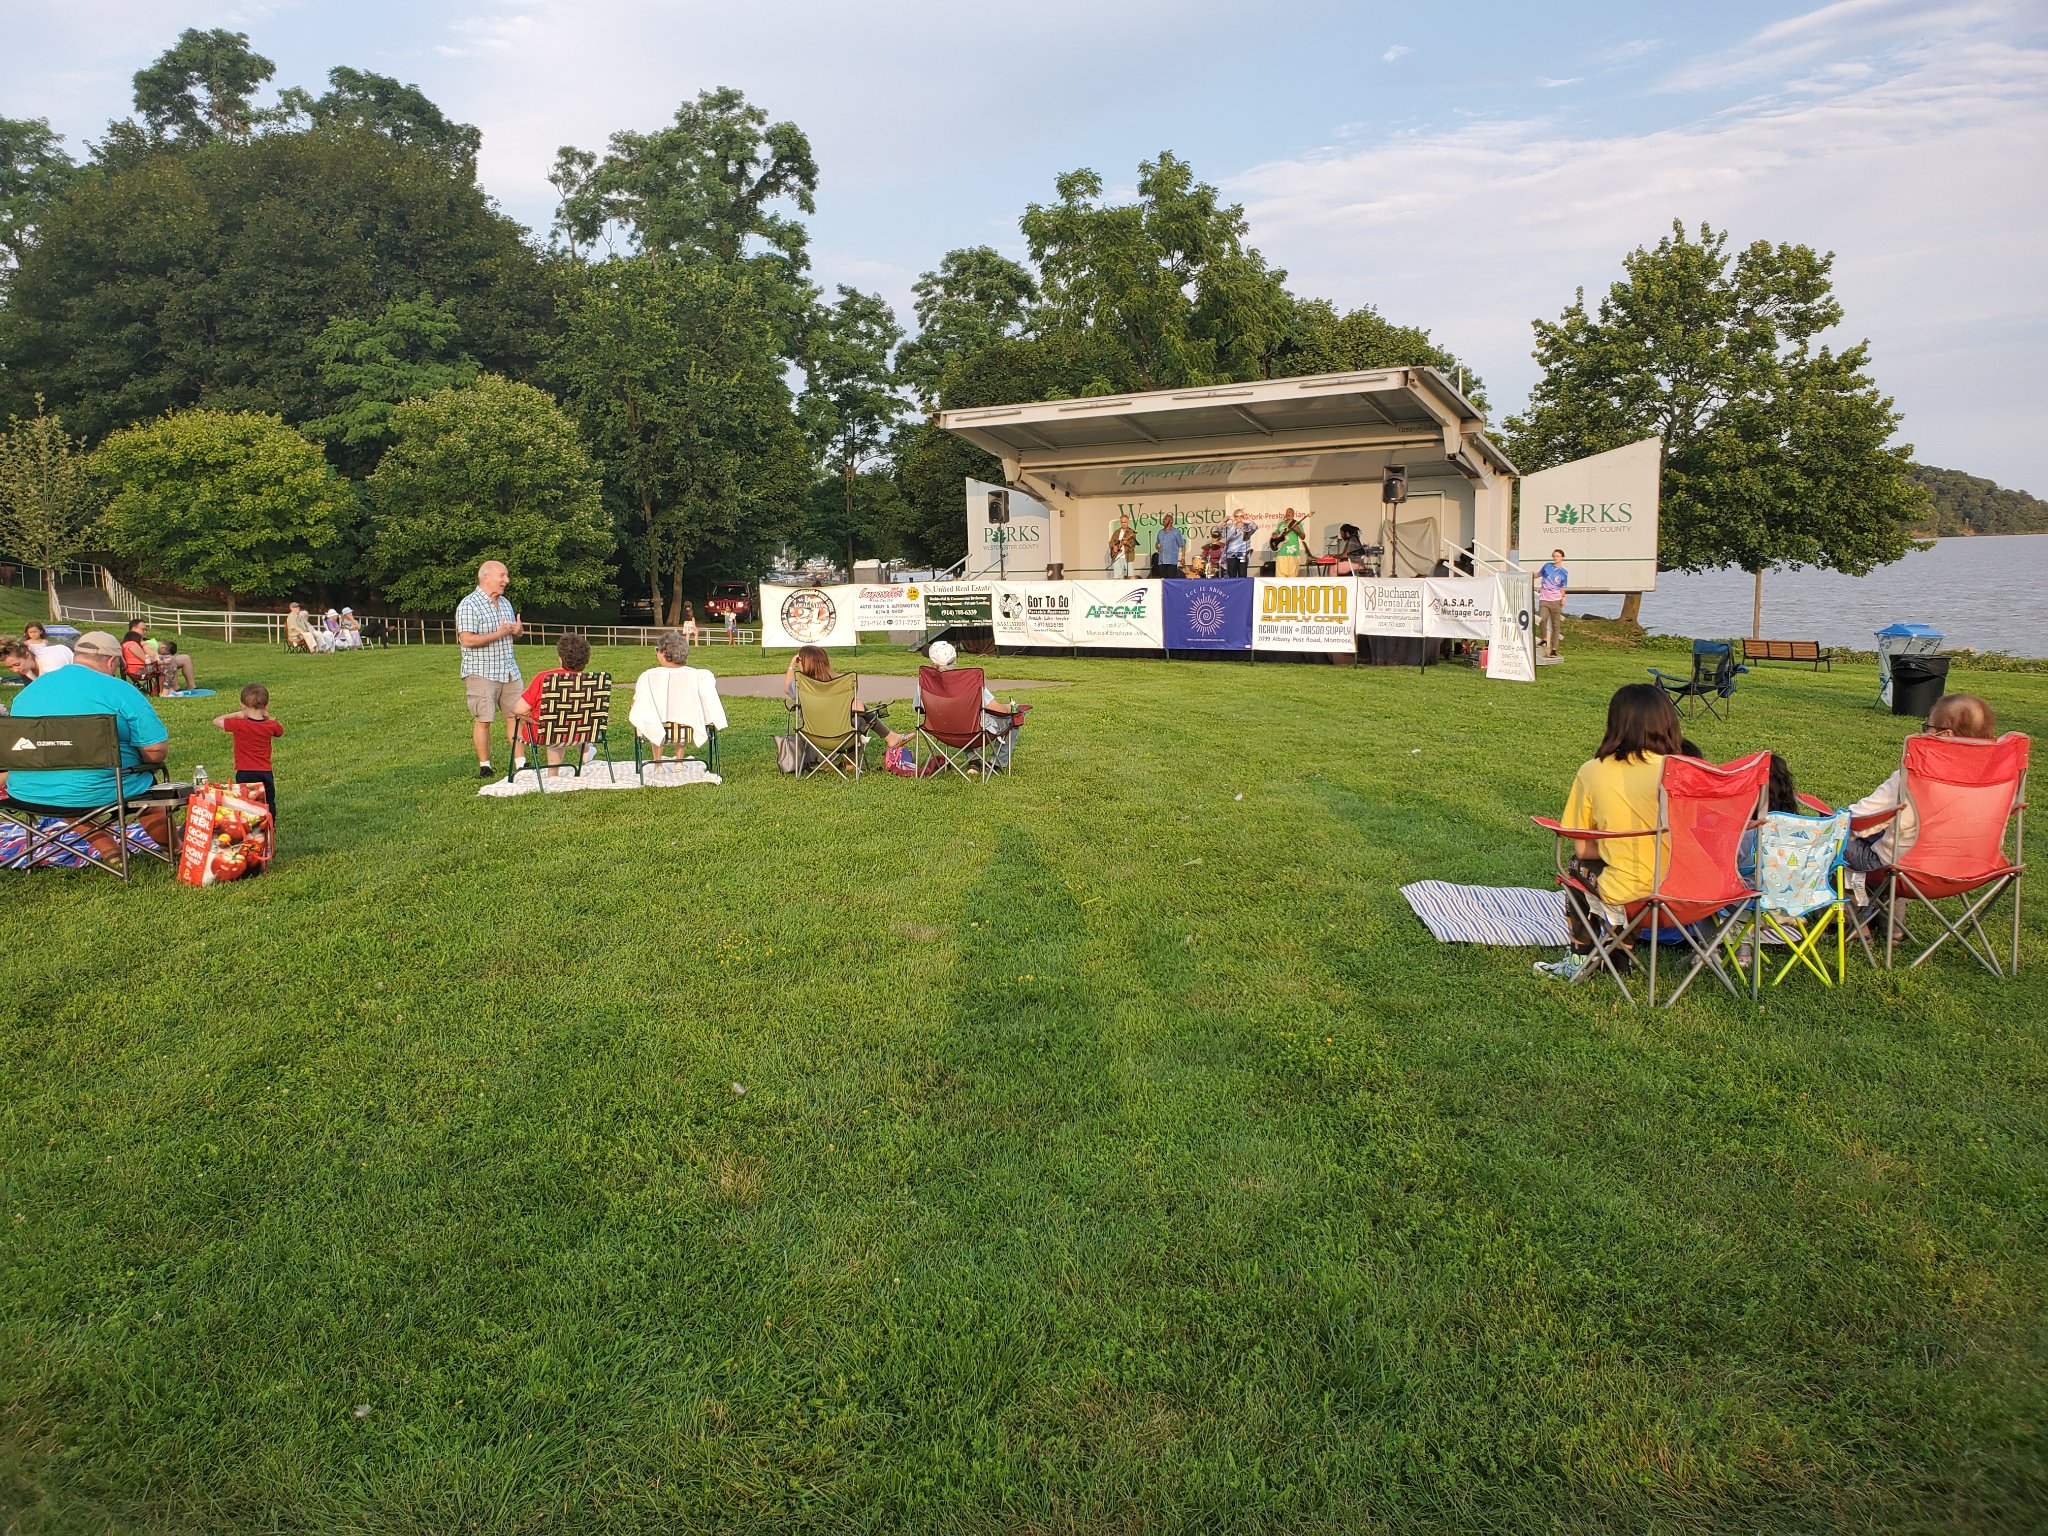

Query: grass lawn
[3,598,2044,1533]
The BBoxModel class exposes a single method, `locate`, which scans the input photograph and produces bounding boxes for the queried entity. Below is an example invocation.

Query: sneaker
[1533,953,1592,982]
[478,762,495,779]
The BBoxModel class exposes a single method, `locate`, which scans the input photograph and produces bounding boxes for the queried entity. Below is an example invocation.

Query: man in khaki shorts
[456,559,524,777]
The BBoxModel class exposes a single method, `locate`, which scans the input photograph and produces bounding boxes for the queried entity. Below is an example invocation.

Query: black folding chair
[0,714,187,877]
[1649,640,1746,721]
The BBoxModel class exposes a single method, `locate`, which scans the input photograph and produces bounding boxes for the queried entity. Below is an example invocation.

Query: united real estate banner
[922,581,994,628]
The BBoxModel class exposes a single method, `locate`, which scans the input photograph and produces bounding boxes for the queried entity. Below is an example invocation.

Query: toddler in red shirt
[214,682,285,818]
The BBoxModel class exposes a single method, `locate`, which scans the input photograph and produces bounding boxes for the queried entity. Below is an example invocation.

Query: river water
[1565,534,2048,656]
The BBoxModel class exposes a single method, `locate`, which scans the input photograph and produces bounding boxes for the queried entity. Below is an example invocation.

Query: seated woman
[1332,524,1370,575]
[335,608,364,650]
[1534,682,1684,982]
[120,622,161,691]
[1,636,40,683]
[1845,693,1998,876]
[629,628,727,763]
[153,638,197,692]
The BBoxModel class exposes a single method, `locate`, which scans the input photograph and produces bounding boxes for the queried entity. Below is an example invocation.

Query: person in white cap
[335,607,363,650]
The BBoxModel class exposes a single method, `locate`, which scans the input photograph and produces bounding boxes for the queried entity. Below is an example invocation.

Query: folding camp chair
[913,665,1010,782]
[788,672,867,779]
[1743,809,1853,987]
[1874,732,2029,976]
[517,671,614,786]
[629,665,725,780]
[0,714,188,878]
[634,721,719,778]
[1649,641,1746,721]
[1534,751,1769,1006]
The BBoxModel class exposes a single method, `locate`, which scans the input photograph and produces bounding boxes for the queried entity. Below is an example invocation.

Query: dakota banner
[993,582,1073,647]
[1484,572,1537,682]
[1162,579,1254,651]
[760,583,857,648]
[1253,577,1356,652]
[1352,579,1427,637]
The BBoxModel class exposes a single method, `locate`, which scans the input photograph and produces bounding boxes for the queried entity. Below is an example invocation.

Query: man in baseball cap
[7,628,175,847]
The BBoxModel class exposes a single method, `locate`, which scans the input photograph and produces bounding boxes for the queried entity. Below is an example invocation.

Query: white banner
[1352,579,1427,637]
[993,582,1073,646]
[1253,577,1357,652]
[1069,580,1164,648]
[1421,578,1494,640]
[1518,436,1661,593]
[1485,572,1537,682]
[760,584,856,649]
[851,583,925,632]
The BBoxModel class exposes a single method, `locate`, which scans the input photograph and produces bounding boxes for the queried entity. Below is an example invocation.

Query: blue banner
[1162,579,1254,651]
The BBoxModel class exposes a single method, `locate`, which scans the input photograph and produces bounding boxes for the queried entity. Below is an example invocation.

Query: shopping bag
[177,781,273,886]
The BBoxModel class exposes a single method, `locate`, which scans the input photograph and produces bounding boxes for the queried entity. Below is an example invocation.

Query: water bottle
[193,764,208,789]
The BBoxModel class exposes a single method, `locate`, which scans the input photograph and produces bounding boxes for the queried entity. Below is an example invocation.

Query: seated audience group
[284,604,363,653]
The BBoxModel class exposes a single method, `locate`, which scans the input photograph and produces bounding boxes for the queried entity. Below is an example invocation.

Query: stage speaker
[1382,465,1408,504]
[987,489,1011,525]
[1045,562,1064,580]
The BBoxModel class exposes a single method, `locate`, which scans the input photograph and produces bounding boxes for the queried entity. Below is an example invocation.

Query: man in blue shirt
[1154,513,1187,578]
[6,629,173,845]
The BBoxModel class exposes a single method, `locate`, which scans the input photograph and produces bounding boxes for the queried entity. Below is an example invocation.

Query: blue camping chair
[1650,640,1747,721]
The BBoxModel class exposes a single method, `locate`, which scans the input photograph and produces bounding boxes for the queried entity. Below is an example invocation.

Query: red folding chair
[914,665,1007,782]
[1877,733,2028,975]
[1535,751,1770,1006]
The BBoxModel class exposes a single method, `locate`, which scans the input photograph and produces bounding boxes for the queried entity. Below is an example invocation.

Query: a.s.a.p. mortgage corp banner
[1421,578,1495,640]
[852,584,925,631]
[1069,581,1164,647]
[993,582,1072,646]
[1352,579,1426,637]
[760,583,857,648]
[1253,577,1356,652]
[1162,579,1253,651]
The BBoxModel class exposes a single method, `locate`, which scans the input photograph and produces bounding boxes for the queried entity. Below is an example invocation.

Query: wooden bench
[1741,638,1832,671]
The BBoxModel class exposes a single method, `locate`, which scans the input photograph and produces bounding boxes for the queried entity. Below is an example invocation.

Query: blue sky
[7,0,2045,491]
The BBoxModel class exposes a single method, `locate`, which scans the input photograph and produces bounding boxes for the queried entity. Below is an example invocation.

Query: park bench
[1741,638,1832,671]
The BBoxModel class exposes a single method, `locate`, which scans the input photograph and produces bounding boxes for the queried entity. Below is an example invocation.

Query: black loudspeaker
[1382,465,1408,505]
[987,489,1011,525]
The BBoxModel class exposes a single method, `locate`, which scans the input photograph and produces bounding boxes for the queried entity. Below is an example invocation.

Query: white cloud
[1230,15,2048,488]
[1382,44,1410,63]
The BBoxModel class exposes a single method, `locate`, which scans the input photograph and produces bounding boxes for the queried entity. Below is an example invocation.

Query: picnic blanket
[2,819,164,870]
[477,759,719,798]
[1400,881,1572,946]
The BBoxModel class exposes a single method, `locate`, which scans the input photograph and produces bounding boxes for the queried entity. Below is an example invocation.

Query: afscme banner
[1068,581,1164,647]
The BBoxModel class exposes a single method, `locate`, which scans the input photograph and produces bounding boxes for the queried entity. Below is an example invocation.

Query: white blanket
[477,759,719,797]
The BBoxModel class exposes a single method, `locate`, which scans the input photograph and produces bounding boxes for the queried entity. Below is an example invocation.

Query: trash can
[1889,653,1951,718]
[1874,622,1942,708]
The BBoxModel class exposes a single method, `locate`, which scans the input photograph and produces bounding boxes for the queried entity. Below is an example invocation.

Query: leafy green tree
[0,117,79,274]
[304,294,480,476]
[0,127,551,436]
[1022,153,1292,390]
[1281,298,1485,405]
[92,409,345,611]
[1506,220,1924,631]
[0,398,100,606]
[271,68,481,175]
[799,286,907,572]
[552,257,807,624]
[363,376,612,614]
[896,246,1037,407]
[129,28,276,144]
[1907,465,2048,537]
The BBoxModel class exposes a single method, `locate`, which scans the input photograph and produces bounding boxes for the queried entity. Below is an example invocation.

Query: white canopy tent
[938,367,1518,578]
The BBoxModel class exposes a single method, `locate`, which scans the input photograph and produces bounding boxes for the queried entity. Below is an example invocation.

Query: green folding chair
[789,672,866,779]
[0,714,187,877]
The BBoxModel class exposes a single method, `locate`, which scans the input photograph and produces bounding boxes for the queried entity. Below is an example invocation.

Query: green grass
[2,611,2045,1534]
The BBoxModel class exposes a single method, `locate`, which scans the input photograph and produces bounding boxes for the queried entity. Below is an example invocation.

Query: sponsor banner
[1070,581,1164,648]
[1421,578,1494,640]
[964,477,1055,579]
[993,582,1074,646]
[1485,572,1537,682]
[1253,578,1356,652]
[851,583,924,631]
[1353,579,1426,637]
[761,583,856,648]
[1518,435,1661,593]
[1162,579,1254,651]
[923,580,993,627]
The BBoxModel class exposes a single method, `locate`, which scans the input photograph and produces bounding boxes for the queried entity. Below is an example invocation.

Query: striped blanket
[1400,881,1572,947]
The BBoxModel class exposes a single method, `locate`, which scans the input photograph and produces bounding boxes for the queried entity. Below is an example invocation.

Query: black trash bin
[1890,653,1950,717]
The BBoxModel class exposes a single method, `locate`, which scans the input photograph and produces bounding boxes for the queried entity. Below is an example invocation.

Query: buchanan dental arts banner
[1353,579,1427,637]
[1253,577,1356,652]
[1162,579,1255,651]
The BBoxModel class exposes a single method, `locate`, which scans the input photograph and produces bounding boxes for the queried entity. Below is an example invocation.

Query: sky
[6,0,2046,491]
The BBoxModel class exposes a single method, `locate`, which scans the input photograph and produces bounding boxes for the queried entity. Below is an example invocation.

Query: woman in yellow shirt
[1535,683,1683,982]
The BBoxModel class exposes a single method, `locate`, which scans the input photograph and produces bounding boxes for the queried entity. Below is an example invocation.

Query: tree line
[0,26,1943,623]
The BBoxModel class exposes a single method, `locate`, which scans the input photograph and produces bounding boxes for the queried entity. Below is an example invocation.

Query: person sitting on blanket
[1534,682,1683,983]
[153,638,198,692]
[629,629,726,764]
[508,631,595,777]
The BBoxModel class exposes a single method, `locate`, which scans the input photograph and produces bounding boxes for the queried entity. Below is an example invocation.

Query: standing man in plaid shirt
[457,559,523,777]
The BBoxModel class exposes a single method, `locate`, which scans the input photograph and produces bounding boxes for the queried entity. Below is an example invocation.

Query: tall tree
[92,410,346,611]
[363,376,613,614]
[129,28,276,144]
[1281,298,1485,405]
[0,117,79,275]
[0,127,551,436]
[303,294,480,477]
[552,257,808,624]
[1505,220,1924,631]
[1022,153,1292,390]
[799,286,907,572]
[271,68,482,175]
[0,398,100,609]
[896,246,1037,408]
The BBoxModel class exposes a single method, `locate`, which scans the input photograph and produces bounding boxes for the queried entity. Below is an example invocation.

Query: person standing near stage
[1224,512,1256,578]
[1108,513,1138,579]
[1271,509,1305,578]
[1154,513,1186,579]
[456,558,523,778]
[1536,548,1569,657]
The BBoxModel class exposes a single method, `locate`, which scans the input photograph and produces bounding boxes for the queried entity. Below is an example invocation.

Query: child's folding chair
[1748,809,1853,987]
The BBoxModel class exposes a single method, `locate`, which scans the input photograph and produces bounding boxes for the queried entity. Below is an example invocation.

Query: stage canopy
[938,367,1519,577]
